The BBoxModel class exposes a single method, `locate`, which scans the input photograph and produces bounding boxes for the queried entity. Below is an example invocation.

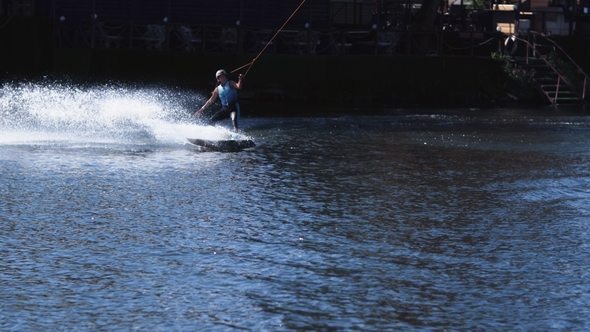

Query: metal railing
[530,32,589,100]
[54,20,501,57]
[515,32,589,102]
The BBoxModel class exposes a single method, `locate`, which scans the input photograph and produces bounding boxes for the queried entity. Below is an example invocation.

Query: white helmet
[215,69,228,81]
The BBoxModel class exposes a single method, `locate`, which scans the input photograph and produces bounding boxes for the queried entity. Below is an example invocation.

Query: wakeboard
[187,138,255,152]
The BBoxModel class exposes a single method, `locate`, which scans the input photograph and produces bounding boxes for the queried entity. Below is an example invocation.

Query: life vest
[217,81,238,107]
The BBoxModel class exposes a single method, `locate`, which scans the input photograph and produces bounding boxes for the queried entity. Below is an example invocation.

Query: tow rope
[231,0,307,78]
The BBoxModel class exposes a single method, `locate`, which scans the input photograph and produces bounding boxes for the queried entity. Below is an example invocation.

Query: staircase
[509,33,589,107]
[512,56,583,106]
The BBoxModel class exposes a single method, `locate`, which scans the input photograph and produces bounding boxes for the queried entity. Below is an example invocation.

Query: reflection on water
[1,83,590,330]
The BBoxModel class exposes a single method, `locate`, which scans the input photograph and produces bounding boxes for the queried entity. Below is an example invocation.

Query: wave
[0,80,234,146]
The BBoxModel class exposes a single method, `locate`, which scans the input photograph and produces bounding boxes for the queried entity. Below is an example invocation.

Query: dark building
[41,0,330,29]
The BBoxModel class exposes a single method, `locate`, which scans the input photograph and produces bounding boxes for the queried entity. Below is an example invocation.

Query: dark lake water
[1,83,590,331]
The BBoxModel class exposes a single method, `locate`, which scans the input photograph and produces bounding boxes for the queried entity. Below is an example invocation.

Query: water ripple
[2,105,590,330]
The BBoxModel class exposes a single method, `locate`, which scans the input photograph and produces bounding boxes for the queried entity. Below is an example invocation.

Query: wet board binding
[187,138,255,152]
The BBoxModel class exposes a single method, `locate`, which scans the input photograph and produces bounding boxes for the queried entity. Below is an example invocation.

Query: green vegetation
[546,51,585,93]
[470,0,493,10]
[489,52,542,102]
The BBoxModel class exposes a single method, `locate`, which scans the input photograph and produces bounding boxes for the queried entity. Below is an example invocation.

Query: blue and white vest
[218,81,238,107]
